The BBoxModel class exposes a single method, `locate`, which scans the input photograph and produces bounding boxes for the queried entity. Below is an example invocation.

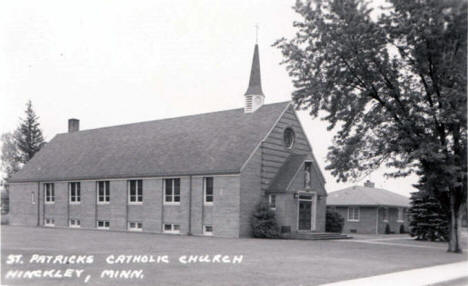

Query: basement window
[97,220,110,230]
[163,224,180,234]
[69,219,80,228]
[44,218,55,227]
[203,225,213,236]
[128,222,143,232]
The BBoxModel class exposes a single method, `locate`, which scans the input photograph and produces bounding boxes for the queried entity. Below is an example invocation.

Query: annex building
[8,44,328,238]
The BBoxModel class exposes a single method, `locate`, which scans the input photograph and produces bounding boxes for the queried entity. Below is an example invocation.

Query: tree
[0,132,21,181]
[250,201,280,238]
[409,191,449,241]
[274,0,466,252]
[15,100,45,164]
[325,208,344,233]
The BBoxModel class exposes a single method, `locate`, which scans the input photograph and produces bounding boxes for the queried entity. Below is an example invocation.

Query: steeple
[244,44,265,113]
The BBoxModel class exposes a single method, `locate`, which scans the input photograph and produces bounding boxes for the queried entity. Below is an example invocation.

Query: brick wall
[334,206,378,234]
[9,182,38,226]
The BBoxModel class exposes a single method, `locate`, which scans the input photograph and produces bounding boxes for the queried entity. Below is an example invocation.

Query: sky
[0,0,418,196]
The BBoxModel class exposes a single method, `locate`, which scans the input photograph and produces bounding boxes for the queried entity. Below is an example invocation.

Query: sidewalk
[320,261,468,286]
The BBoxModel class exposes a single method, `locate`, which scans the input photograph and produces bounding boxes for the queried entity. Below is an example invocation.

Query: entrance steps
[281,232,352,240]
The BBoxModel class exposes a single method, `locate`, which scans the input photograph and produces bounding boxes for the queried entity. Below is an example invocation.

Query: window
[31,192,36,204]
[398,208,404,222]
[383,207,389,222]
[97,220,110,230]
[128,180,143,204]
[69,219,80,228]
[128,221,143,231]
[268,194,276,210]
[204,177,213,205]
[164,178,180,204]
[203,225,213,236]
[69,182,81,204]
[163,224,180,234]
[283,127,296,149]
[348,207,360,221]
[44,218,55,227]
[97,181,110,204]
[44,183,55,203]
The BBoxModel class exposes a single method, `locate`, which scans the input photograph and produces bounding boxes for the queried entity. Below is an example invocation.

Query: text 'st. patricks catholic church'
[8,44,328,238]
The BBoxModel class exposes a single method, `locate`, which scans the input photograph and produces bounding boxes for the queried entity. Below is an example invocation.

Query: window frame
[69,182,81,204]
[347,207,360,222]
[383,207,389,222]
[203,225,213,236]
[44,218,55,227]
[128,180,143,204]
[163,223,180,234]
[268,194,276,210]
[31,191,36,205]
[44,183,55,204]
[397,208,404,222]
[164,178,181,205]
[203,177,214,205]
[128,221,143,232]
[97,181,110,204]
[69,219,81,228]
[97,220,110,230]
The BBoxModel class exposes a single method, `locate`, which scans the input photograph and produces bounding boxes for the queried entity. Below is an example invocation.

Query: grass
[1,225,467,286]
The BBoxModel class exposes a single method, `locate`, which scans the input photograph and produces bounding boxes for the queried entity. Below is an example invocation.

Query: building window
[398,208,404,222]
[128,180,143,204]
[31,192,36,204]
[97,181,110,204]
[44,183,55,204]
[44,218,55,227]
[97,220,110,230]
[128,221,143,231]
[164,178,180,204]
[69,219,80,228]
[383,207,389,222]
[268,194,276,210]
[204,177,213,205]
[163,224,180,234]
[69,182,81,204]
[283,127,296,149]
[203,225,213,236]
[347,207,360,222]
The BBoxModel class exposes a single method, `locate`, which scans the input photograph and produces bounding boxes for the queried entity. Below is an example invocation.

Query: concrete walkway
[320,261,468,286]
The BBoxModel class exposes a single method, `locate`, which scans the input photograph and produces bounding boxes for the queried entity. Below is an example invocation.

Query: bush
[399,224,406,234]
[326,209,344,233]
[385,223,391,234]
[250,200,280,238]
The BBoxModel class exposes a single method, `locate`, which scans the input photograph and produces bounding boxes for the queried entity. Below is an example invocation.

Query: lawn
[1,226,467,286]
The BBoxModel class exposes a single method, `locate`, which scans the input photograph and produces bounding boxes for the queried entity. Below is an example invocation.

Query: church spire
[244,43,265,113]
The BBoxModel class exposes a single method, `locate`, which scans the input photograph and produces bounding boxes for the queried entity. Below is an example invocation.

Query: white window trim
[163,224,180,234]
[203,177,214,206]
[128,180,143,205]
[347,207,360,222]
[397,208,404,223]
[69,219,80,228]
[44,183,55,204]
[44,218,55,227]
[203,225,213,236]
[69,182,81,204]
[97,181,110,205]
[97,220,110,230]
[268,194,276,210]
[128,222,143,232]
[31,192,36,205]
[164,179,181,205]
[383,207,389,222]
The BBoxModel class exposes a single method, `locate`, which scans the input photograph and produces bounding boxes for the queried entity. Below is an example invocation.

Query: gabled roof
[10,101,290,183]
[327,186,410,207]
[267,154,308,193]
[244,44,264,96]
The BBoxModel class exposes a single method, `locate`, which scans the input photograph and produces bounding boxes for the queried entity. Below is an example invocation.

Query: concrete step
[281,232,352,240]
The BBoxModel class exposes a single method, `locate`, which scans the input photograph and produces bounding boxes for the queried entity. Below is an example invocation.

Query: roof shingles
[327,186,410,207]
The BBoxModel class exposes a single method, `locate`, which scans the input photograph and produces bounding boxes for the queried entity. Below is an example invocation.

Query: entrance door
[298,200,312,230]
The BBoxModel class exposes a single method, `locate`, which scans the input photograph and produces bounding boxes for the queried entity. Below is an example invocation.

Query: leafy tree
[325,208,344,233]
[409,191,449,241]
[15,100,45,164]
[250,200,280,238]
[0,132,21,181]
[275,0,466,252]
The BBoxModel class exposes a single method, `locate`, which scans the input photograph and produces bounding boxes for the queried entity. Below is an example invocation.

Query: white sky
[0,0,417,196]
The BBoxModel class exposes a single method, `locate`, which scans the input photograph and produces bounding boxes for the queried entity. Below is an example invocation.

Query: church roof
[244,44,264,96]
[9,101,290,183]
[327,186,410,207]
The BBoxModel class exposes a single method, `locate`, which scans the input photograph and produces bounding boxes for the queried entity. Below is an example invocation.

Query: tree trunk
[447,193,462,253]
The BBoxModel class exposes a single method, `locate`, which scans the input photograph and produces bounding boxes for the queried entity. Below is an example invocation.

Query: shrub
[385,223,391,234]
[250,200,280,238]
[399,224,406,234]
[325,209,344,233]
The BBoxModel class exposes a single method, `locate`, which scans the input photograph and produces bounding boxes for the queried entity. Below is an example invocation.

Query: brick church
[8,44,328,238]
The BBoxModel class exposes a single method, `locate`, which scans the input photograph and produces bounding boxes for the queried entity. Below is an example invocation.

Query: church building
[8,44,328,238]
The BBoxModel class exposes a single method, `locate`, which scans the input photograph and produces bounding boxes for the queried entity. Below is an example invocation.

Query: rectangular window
[347,207,360,222]
[128,221,143,231]
[69,182,81,204]
[163,224,180,234]
[97,220,110,229]
[69,219,80,228]
[398,208,404,222]
[44,218,55,227]
[204,177,213,205]
[44,183,55,203]
[203,225,213,236]
[383,207,389,222]
[268,194,276,210]
[97,181,110,204]
[128,180,143,203]
[164,178,180,204]
[31,192,36,204]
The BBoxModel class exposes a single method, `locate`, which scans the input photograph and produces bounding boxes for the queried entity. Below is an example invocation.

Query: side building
[8,44,327,238]
[327,181,410,234]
